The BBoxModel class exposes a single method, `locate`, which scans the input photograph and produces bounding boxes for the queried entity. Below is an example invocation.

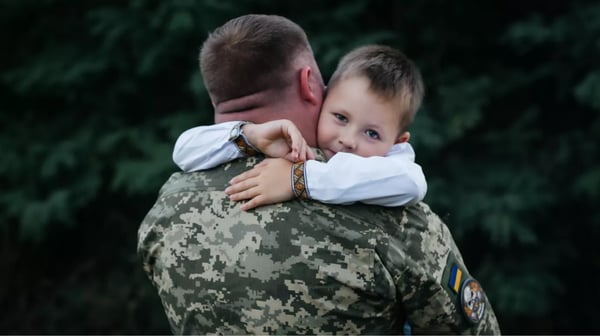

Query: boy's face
[317,76,405,160]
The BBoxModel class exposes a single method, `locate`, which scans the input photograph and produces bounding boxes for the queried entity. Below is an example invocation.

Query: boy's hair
[328,45,424,132]
[200,14,313,105]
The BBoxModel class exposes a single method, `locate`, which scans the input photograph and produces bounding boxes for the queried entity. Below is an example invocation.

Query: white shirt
[173,121,427,207]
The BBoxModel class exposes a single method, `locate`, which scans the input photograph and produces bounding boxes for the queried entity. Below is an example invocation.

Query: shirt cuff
[231,121,260,156]
[291,161,310,200]
[233,136,259,156]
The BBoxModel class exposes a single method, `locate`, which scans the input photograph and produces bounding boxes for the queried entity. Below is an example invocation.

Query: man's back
[138,156,500,334]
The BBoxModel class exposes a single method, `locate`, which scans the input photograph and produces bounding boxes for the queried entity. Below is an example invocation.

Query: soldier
[138,14,501,334]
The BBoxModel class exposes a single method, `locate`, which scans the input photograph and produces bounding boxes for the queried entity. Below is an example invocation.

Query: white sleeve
[172,121,244,172]
[304,143,427,207]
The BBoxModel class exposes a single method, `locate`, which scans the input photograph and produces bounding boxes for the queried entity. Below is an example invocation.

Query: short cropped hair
[200,14,313,104]
[328,45,424,132]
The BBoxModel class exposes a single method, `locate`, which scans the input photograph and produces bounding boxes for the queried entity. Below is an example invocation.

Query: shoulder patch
[460,278,486,324]
[448,263,463,293]
[442,259,489,324]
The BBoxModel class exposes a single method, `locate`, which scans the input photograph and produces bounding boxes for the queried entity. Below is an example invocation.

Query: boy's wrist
[291,161,310,199]
[229,121,260,156]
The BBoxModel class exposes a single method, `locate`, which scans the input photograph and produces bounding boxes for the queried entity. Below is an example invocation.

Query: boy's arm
[302,143,427,206]
[173,120,313,172]
[226,143,427,210]
[173,121,246,172]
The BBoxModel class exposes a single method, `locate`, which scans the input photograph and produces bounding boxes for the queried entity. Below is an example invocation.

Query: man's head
[317,45,424,159]
[200,14,325,146]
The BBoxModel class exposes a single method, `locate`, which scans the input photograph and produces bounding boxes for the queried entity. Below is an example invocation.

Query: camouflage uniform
[138,154,500,334]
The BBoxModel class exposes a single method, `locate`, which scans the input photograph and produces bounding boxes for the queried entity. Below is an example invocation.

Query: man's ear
[299,66,319,106]
[395,131,411,144]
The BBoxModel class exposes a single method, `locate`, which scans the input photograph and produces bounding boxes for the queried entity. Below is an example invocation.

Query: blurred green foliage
[0,0,598,333]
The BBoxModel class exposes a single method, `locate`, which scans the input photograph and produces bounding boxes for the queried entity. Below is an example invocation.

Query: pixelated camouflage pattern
[138,154,500,334]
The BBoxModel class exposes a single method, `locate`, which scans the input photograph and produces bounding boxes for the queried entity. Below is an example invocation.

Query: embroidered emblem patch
[448,263,463,293]
[460,278,486,324]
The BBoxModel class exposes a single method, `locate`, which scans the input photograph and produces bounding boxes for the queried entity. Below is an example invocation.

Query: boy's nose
[338,137,357,151]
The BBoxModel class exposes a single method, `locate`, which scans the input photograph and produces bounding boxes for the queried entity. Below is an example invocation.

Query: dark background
[1,0,598,334]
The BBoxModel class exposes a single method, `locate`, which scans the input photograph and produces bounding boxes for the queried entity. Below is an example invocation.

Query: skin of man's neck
[214,89,286,125]
[213,84,319,147]
[214,90,273,116]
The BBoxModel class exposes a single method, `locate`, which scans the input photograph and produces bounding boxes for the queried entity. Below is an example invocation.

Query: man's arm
[391,203,501,334]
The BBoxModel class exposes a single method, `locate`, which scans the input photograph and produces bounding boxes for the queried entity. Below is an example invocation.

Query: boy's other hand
[243,119,315,162]
[226,158,294,211]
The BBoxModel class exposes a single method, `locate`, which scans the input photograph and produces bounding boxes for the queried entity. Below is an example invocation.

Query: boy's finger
[241,195,266,211]
[299,143,308,161]
[226,178,256,195]
[291,146,299,161]
[240,198,257,211]
[229,173,248,184]
[229,185,259,201]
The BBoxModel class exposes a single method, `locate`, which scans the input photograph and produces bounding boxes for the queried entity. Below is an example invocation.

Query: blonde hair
[328,45,424,132]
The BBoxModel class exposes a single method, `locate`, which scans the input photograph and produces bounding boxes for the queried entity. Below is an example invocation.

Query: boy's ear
[395,131,411,144]
[299,66,319,106]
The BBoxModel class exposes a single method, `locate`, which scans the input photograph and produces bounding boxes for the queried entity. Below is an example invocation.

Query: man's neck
[215,90,276,116]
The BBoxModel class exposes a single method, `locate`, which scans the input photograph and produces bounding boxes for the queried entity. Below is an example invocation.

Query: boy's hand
[243,119,315,162]
[225,158,294,211]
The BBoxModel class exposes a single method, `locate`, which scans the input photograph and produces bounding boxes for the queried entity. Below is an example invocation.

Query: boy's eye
[365,129,380,139]
[333,113,347,122]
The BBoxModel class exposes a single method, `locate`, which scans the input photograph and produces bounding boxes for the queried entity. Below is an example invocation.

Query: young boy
[173,45,426,211]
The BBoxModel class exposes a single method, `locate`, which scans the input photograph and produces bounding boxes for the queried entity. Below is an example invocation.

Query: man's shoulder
[149,168,447,240]
[405,202,446,229]
[333,201,443,231]
[339,201,455,264]
[399,202,454,250]
[159,156,263,195]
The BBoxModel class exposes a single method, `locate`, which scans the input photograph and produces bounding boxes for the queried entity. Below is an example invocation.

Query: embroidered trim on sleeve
[233,136,259,156]
[291,161,310,200]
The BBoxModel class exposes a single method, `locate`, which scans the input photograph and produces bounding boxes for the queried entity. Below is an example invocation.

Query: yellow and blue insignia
[448,263,463,294]
[460,278,486,324]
